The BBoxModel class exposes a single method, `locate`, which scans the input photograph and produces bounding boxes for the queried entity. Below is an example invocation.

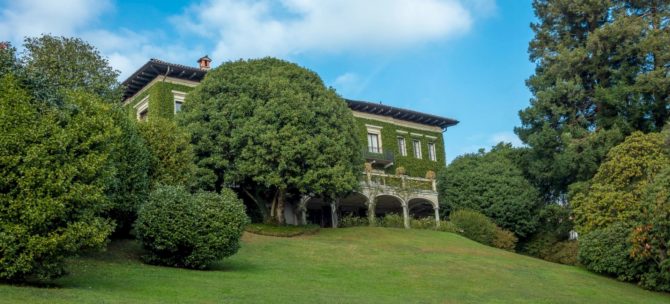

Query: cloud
[172,0,487,60]
[489,131,523,147]
[0,0,112,42]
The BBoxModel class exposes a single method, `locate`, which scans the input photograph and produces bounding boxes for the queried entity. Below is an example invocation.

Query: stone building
[122,57,459,228]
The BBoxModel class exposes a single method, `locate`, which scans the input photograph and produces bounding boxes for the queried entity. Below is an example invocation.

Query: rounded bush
[578,223,643,282]
[135,185,249,269]
[450,209,497,245]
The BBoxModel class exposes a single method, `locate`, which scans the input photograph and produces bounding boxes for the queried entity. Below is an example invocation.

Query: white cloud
[490,131,523,147]
[172,0,487,60]
[0,0,112,42]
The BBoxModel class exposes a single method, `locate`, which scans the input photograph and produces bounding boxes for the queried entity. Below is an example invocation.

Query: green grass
[1,227,668,303]
[245,223,320,237]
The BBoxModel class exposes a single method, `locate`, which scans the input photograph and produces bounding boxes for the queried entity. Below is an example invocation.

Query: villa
[121,56,459,228]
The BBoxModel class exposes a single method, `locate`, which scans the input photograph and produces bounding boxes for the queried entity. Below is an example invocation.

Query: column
[402,202,410,229]
[367,198,376,226]
[434,206,441,228]
[330,202,338,228]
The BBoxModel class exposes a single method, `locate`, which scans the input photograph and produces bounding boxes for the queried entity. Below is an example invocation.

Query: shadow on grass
[208,259,259,272]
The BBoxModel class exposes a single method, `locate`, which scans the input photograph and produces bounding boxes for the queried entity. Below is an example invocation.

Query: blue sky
[1,0,536,162]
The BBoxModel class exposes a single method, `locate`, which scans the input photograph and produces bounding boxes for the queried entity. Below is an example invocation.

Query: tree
[572,131,669,234]
[0,72,118,281]
[630,166,670,291]
[138,118,197,189]
[105,108,151,237]
[21,35,122,102]
[516,0,670,201]
[179,58,361,224]
[438,144,541,237]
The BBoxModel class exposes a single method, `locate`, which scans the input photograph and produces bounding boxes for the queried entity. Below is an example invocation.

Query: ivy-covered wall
[355,116,446,178]
[125,81,194,120]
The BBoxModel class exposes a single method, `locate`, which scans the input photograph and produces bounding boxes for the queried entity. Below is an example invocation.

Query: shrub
[436,221,460,233]
[379,213,405,228]
[578,223,643,282]
[340,213,369,227]
[138,118,197,189]
[492,227,518,251]
[410,217,437,230]
[0,75,117,281]
[135,185,249,269]
[449,210,497,246]
[544,241,579,265]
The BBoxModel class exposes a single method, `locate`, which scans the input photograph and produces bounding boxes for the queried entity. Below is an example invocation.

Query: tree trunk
[242,188,270,222]
[275,188,286,224]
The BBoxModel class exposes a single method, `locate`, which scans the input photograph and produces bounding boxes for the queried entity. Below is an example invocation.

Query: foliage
[449,209,498,246]
[0,74,117,281]
[492,227,518,251]
[245,224,320,237]
[578,223,643,282]
[179,58,361,224]
[543,241,579,266]
[22,35,121,102]
[516,0,670,200]
[572,132,669,233]
[410,217,437,230]
[630,166,670,291]
[125,82,194,121]
[340,214,370,228]
[379,213,405,228]
[354,117,446,177]
[439,144,541,237]
[135,185,248,269]
[138,118,197,189]
[105,107,151,237]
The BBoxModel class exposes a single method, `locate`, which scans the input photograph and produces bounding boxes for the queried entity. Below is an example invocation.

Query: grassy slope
[1,227,668,304]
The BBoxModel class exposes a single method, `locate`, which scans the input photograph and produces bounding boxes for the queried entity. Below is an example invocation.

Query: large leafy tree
[438,144,541,238]
[21,35,122,102]
[0,60,119,281]
[572,131,669,234]
[516,0,670,200]
[180,58,361,224]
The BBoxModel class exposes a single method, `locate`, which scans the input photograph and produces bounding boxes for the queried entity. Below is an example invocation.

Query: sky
[0,0,536,162]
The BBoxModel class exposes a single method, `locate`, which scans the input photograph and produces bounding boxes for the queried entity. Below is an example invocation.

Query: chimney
[197,55,212,71]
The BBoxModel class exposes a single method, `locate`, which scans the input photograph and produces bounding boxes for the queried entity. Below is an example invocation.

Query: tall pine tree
[516,0,670,202]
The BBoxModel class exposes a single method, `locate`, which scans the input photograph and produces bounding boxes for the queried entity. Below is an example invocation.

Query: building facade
[122,57,459,228]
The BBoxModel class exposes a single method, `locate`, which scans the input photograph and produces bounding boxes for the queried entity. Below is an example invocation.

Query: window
[368,133,381,153]
[172,90,186,114]
[428,142,436,161]
[138,109,148,122]
[397,137,407,156]
[413,139,422,159]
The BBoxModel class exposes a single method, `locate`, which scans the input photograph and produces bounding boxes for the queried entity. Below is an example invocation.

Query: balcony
[362,147,394,167]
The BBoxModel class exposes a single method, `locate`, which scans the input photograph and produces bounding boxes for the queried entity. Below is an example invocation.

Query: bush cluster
[340,214,369,227]
[579,223,642,282]
[379,213,404,228]
[450,210,518,251]
[135,185,249,269]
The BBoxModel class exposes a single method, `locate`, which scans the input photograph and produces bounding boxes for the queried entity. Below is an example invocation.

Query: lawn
[1,227,668,303]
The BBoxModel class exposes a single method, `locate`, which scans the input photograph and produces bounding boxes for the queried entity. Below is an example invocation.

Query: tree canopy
[439,144,541,238]
[22,35,122,102]
[516,0,670,200]
[572,131,669,234]
[179,58,361,224]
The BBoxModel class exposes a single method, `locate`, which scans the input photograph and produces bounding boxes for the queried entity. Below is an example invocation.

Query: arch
[339,192,369,217]
[304,196,332,227]
[373,194,404,216]
[407,197,437,218]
